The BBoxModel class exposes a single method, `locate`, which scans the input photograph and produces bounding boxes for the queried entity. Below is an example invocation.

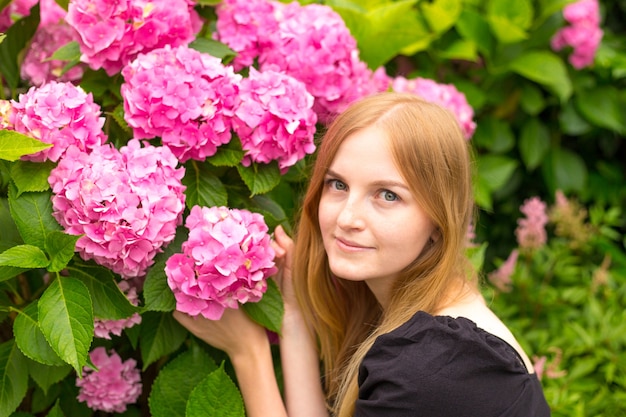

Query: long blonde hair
[292,92,476,416]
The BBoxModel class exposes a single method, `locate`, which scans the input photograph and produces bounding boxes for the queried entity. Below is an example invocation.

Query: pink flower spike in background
[10,81,107,162]
[76,347,142,413]
[166,206,277,320]
[515,197,549,250]
[233,67,317,173]
[550,0,603,69]
[488,249,518,292]
[48,140,186,278]
[121,45,241,162]
[392,76,476,139]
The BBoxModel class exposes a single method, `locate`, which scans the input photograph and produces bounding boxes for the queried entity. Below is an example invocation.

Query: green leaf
[187,365,245,417]
[519,84,546,115]
[182,161,228,209]
[45,231,79,273]
[466,241,488,273]
[110,103,132,134]
[0,3,40,89]
[509,51,572,102]
[9,160,54,196]
[44,399,66,417]
[476,155,518,192]
[473,117,515,153]
[0,131,53,162]
[208,140,244,167]
[38,276,93,376]
[47,40,80,62]
[0,244,49,268]
[542,147,587,194]
[189,37,236,61]
[242,279,284,334]
[519,118,550,171]
[0,340,28,417]
[148,344,218,417]
[437,38,478,61]
[27,361,71,396]
[236,162,281,196]
[139,311,187,370]
[8,185,61,249]
[456,9,494,57]
[421,0,462,34]
[66,262,138,320]
[143,260,176,312]
[14,302,66,366]
[575,86,626,133]
[486,0,533,43]
[559,99,591,135]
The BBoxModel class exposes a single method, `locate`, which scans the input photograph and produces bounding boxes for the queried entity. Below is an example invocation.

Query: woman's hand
[272,225,297,309]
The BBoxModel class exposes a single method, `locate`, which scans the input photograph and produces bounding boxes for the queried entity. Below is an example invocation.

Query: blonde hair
[292,92,476,416]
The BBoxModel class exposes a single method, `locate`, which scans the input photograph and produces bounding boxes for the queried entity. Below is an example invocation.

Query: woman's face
[318,125,436,307]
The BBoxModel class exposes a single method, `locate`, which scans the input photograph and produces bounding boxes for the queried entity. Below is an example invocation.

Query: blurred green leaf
[542,146,587,194]
[477,155,518,192]
[456,9,494,57]
[0,131,52,162]
[509,51,572,102]
[0,3,40,89]
[519,118,550,171]
[421,0,462,34]
[47,41,80,62]
[187,365,244,417]
[486,0,533,44]
[575,86,626,133]
[189,37,236,62]
[0,340,28,417]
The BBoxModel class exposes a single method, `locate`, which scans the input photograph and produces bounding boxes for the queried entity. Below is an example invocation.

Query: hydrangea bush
[0,0,624,416]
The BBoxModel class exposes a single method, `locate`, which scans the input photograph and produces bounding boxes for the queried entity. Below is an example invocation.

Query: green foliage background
[0,0,625,416]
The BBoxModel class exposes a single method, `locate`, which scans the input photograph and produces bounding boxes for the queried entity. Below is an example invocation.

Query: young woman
[174,92,551,416]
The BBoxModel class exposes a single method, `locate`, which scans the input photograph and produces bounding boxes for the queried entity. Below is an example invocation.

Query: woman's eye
[327,179,347,191]
[380,190,398,201]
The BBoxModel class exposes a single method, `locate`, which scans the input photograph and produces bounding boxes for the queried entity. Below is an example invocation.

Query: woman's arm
[272,226,329,417]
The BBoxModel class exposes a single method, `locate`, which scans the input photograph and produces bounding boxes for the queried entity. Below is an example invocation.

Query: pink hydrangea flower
[65,0,200,75]
[391,76,476,139]
[48,139,186,278]
[121,45,241,162]
[515,196,549,250]
[0,100,13,130]
[233,67,317,173]
[166,205,277,320]
[488,249,518,292]
[94,280,142,339]
[76,347,142,413]
[9,81,107,162]
[551,0,603,69]
[0,0,37,32]
[214,0,279,71]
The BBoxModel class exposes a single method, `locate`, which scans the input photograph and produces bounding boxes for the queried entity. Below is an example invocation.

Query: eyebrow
[325,169,410,191]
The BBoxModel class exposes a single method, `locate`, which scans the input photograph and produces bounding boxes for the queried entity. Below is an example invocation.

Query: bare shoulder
[436,292,536,374]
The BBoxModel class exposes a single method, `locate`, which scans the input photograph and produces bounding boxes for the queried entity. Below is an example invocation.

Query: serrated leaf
[10,160,54,195]
[242,279,284,334]
[186,365,245,417]
[45,231,79,273]
[208,142,244,167]
[0,340,29,417]
[509,51,572,103]
[139,311,187,370]
[143,260,176,312]
[14,302,66,366]
[8,185,61,249]
[0,131,53,162]
[149,344,218,417]
[0,244,49,268]
[38,276,93,375]
[182,162,228,209]
[0,3,40,89]
[27,361,72,396]
[236,162,281,196]
[110,103,132,133]
[519,118,550,171]
[66,262,138,320]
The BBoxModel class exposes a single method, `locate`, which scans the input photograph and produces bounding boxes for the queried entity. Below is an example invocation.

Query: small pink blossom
[49,140,186,278]
[76,347,142,413]
[94,280,142,339]
[166,205,277,320]
[533,347,567,381]
[0,0,37,32]
[488,249,518,292]
[9,81,107,162]
[392,76,476,139]
[65,0,200,75]
[121,45,241,162]
[551,0,603,69]
[0,100,13,130]
[233,67,317,173]
[515,197,549,250]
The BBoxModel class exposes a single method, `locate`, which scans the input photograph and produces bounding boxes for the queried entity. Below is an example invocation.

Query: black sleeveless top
[355,311,551,416]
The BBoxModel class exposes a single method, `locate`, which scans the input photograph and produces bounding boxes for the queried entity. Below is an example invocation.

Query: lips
[335,236,372,252]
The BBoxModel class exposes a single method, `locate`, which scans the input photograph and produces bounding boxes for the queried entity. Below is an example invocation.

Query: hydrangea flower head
[551,0,603,69]
[76,347,142,413]
[10,81,107,162]
[233,67,317,173]
[121,45,242,162]
[0,100,13,130]
[66,0,200,75]
[392,76,476,139]
[214,0,279,71]
[49,140,186,278]
[166,205,277,320]
[515,196,549,250]
[94,280,142,339]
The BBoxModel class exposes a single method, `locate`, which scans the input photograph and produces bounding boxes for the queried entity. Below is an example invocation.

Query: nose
[336,197,366,230]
